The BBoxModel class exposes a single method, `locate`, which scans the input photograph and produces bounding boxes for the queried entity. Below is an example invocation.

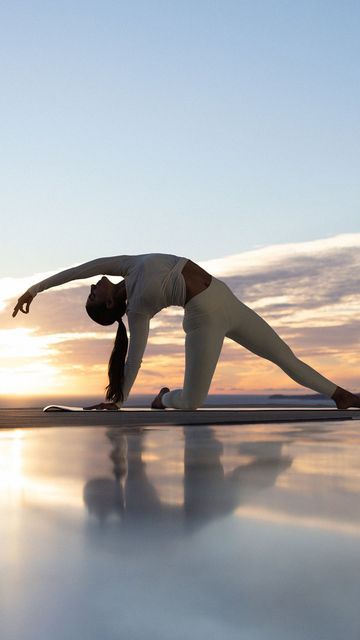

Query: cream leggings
[162,276,337,410]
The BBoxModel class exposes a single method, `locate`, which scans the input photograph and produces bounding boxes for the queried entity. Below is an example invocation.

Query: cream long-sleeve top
[27,253,189,406]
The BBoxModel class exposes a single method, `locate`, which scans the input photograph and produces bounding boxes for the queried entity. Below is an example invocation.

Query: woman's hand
[12,292,34,317]
[83,402,120,411]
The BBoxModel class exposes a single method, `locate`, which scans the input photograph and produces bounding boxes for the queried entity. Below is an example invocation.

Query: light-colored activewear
[27,253,338,409]
[28,253,188,313]
[161,276,337,409]
[27,254,188,404]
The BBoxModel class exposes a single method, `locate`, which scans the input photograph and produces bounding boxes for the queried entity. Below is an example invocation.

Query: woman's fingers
[83,402,119,411]
[12,302,24,317]
[12,293,33,318]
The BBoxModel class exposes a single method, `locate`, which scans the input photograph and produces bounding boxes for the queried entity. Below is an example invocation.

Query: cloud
[199,233,360,277]
[1,233,360,395]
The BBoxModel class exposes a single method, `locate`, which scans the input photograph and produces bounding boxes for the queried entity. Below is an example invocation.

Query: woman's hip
[183,277,235,332]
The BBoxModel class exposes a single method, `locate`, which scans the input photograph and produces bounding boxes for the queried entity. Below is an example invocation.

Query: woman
[12,253,360,411]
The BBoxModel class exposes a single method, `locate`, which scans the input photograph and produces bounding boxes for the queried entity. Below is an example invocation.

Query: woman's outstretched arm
[117,313,150,407]
[12,255,131,317]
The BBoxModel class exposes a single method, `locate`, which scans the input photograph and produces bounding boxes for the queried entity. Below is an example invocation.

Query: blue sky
[1,1,359,277]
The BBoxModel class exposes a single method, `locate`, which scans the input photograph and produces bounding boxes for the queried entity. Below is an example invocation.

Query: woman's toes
[151,387,170,409]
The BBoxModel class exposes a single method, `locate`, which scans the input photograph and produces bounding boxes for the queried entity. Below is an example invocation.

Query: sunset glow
[1,234,360,400]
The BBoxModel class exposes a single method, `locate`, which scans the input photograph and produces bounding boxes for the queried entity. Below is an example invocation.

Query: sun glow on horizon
[0,327,114,395]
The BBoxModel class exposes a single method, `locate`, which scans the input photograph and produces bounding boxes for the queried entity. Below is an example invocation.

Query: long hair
[86,293,128,404]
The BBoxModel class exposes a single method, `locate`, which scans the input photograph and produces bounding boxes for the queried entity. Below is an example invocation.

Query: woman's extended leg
[161,324,225,410]
[154,277,360,410]
[225,297,338,397]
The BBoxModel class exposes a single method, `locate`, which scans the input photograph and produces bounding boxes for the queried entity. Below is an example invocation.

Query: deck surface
[0,406,359,429]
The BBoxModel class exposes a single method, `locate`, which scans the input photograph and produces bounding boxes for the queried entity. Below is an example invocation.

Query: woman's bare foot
[332,386,360,409]
[151,387,170,409]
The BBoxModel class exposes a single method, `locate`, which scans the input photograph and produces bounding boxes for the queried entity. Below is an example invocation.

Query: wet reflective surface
[1,421,360,640]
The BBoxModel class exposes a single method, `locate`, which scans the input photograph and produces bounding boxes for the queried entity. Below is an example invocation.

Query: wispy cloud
[1,233,359,397]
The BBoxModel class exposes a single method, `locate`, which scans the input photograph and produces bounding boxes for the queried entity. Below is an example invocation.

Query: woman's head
[85,276,126,325]
[85,277,128,404]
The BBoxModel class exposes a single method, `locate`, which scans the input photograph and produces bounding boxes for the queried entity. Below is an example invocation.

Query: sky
[0,2,359,400]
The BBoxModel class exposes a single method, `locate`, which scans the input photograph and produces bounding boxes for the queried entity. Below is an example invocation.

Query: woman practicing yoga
[12,253,360,411]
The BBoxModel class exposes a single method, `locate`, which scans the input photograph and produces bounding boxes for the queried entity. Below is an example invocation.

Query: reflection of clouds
[3,423,360,639]
[81,420,360,546]
[2,233,360,393]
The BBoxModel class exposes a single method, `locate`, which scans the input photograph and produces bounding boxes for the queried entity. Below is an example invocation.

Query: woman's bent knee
[181,399,201,410]
[181,391,205,410]
[163,389,202,410]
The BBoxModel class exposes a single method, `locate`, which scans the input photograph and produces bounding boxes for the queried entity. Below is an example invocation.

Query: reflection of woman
[183,429,292,528]
[13,253,360,410]
[83,426,292,532]
[83,428,168,524]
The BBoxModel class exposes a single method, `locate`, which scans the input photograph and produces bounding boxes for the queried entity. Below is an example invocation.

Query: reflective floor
[1,420,360,640]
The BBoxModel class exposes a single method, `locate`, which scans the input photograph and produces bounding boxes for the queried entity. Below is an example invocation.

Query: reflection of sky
[1,234,360,397]
[1,421,360,639]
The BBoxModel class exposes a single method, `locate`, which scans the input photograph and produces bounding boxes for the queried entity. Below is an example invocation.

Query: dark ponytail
[86,287,128,404]
[105,319,128,403]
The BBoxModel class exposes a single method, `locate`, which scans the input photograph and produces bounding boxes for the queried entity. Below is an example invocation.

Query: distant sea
[0,393,335,409]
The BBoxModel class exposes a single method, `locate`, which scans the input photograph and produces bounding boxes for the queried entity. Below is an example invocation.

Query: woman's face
[86,276,114,309]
